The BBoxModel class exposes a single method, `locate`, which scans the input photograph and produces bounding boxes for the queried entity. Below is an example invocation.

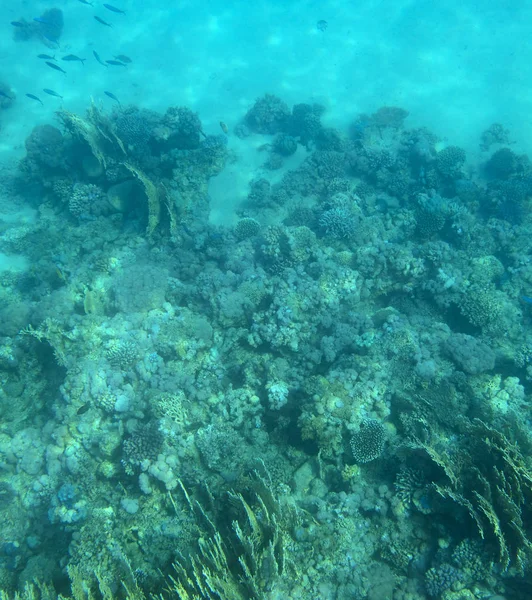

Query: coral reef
[350,418,387,463]
[2,94,532,600]
[244,94,291,134]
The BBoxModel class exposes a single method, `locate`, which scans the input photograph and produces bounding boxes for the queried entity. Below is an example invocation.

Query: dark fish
[114,54,131,63]
[104,91,120,104]
[103,4,126,14]
[106,59,126,66]
[62,54,86,65]
[38,54,56,60]
[26,94,43,105]
[33,17,52,25]
[43,88,63,99]
[0,90,14,101]
[93,50,108,67]
[317,19,328,32]
[77,402,90,415]
[219,121,229,134]
[522,296,532,305]
[10,21,25,27]
[94,16,113,27]
[77,0,94,5]
[46,61,67,74]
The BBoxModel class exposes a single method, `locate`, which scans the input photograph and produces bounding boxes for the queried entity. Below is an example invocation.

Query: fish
[219,121,229,134]
[11,21,25,27]
[93,50,108,67]
[104,91,120,104]
[46,61,67,74]
[62,54,86,65]
[114,54,131,63]
[521,296,532,305]
[38,54,56,60]
[106,59,126,66]
[103,4,126,14]
[26,93,43,105]
[0,90,14,101]
[43,88,63,99]
[77,403,90,415]
[77,0,94,5]
[94,16,113,27]
[317,19,328,32]
[33,17,52,25]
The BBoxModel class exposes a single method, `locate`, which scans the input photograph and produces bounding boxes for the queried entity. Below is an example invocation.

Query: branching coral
[168,472,291,600]
[402,418,532,571]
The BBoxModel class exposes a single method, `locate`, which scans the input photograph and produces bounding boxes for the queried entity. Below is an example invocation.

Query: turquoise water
[0,1,532,599]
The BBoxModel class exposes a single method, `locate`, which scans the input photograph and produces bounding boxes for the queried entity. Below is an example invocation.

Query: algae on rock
[123,163,162,236]
[57,102,126,169]
[58,105,163,235]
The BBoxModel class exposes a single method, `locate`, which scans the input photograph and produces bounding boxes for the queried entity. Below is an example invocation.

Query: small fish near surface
[93,50,108,67]
[46,61,67,74]
[106,59,126,67]
[77,0,94,5]
[10,21,25,27]
[38,53,56,60]
[94,16,113,27]
[0,90,14,101]
[103,4,126,14]
[26,93,43,105]
[317,19,328,32]
[114,54,131,63]
[43,88,63,99]
[62,54,86,65]
[104,91,120,104]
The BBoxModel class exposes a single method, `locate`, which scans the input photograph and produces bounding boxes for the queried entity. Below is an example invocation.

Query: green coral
[404,419,532,571]
[169,473,291,599]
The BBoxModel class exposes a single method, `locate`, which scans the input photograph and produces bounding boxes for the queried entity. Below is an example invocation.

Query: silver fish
[43,88,63,99]
[26,94,43,105]
[62,54,86,65]
[103,4,126,14]
[104,91,120,104]
[45,61,67,74]
[93,50,108,67]
[114,54,131,63]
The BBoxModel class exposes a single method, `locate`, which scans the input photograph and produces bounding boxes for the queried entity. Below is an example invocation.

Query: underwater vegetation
[1,92,532,600]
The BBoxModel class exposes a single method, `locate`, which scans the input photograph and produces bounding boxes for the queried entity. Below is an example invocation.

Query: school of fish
[11,1,129,107]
